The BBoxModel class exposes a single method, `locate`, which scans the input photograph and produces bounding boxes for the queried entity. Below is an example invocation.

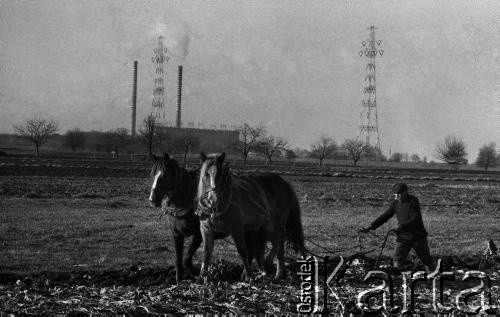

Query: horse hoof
[166,276,177,285]
[253,271,268,282]
[240,272,250,282]
[195,276,203,284]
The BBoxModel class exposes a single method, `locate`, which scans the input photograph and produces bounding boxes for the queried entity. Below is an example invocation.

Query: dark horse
[149,154,203,283]
[148,154,265,283]
[196,152,305,281]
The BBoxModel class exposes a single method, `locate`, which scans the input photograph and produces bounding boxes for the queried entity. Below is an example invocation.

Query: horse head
[149,153,180,207]
[196,152,231,217]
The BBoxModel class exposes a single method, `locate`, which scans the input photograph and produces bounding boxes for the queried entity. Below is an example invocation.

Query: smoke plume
[154,18,191,62]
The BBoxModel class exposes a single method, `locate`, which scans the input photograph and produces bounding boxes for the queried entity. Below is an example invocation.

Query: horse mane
[150,157,165,177]
[150,159,161,178]
[221,162,231,186]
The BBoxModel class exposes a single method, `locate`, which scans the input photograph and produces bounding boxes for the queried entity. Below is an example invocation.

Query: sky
[0,0,498,160]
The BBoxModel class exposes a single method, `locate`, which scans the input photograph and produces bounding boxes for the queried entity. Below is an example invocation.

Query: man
[360,183,434,271]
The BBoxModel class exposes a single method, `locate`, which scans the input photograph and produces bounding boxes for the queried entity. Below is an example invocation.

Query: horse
[148,153,265,283]
[196,152,305,281]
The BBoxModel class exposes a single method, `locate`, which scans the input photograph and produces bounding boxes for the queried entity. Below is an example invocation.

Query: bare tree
[310,135,336,167]
[476,143,497,171]
[342,139,365,167]
[85,131,104,153]
[64,128,87,151]
[293,147,310,158]
[363,144,386,161]
[155,126,171,153]
[402,153,409,162]
[410,154,421,163]
[234,123,265,165]
[285,149,297,164]
[257,135,287,166]
[389,152,403,162]
[434,135,468,165]
[13,116,59,156]
[138,114,157,157]
[173,131,199,166]
[103,128,131,158]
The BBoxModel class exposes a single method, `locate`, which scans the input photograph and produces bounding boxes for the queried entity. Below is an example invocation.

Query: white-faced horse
[196,152,305,281]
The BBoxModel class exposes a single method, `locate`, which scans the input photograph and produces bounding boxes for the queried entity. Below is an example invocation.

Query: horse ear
[151,154,159,162]
[217,152,226,164]
[200,152,207,162]
[163,152,170,160]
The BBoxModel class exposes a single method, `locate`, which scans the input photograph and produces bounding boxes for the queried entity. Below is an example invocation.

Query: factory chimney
[176,65,183,128]
[131,61,138,136]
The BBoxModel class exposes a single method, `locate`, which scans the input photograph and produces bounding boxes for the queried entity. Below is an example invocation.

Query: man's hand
[359,226,372,233]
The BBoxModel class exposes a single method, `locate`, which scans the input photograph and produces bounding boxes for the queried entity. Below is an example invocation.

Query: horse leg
[251,229,267,276]
[265,224,286,279]
[232,232,251,282]
[274,235,286,280]
[265,247,276,270]
[173,234,184,284]
[264,227,278,273]
[244,229,267,276]
[184,231,202,275]
[198,222,215,282]
[255,243,267,276]
[244,231,255,270]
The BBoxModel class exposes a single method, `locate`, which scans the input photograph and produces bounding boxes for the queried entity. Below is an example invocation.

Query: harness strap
[164,206,192,217]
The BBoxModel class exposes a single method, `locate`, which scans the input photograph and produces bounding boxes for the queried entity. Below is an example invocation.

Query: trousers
[393,236,433,269]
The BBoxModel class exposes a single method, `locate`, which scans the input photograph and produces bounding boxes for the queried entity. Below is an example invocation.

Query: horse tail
[285,183,306,257]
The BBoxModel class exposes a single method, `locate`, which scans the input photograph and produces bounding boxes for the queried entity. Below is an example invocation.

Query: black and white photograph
[0,0,499,314]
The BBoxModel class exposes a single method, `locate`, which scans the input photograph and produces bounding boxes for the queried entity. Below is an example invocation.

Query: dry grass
[2,176,500,273]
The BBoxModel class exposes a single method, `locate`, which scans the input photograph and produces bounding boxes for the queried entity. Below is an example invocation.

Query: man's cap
[392,183,408,194]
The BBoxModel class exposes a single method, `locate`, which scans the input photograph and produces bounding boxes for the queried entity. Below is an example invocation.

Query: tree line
[12,115,200,162]
[11,116,500,171]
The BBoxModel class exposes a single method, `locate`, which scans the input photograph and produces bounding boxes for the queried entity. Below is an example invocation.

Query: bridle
[196,186,220,217]
[195,163,231,218]
[199,187,217,201]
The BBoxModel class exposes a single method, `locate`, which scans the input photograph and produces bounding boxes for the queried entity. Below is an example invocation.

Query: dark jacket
[370,194,427,241]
